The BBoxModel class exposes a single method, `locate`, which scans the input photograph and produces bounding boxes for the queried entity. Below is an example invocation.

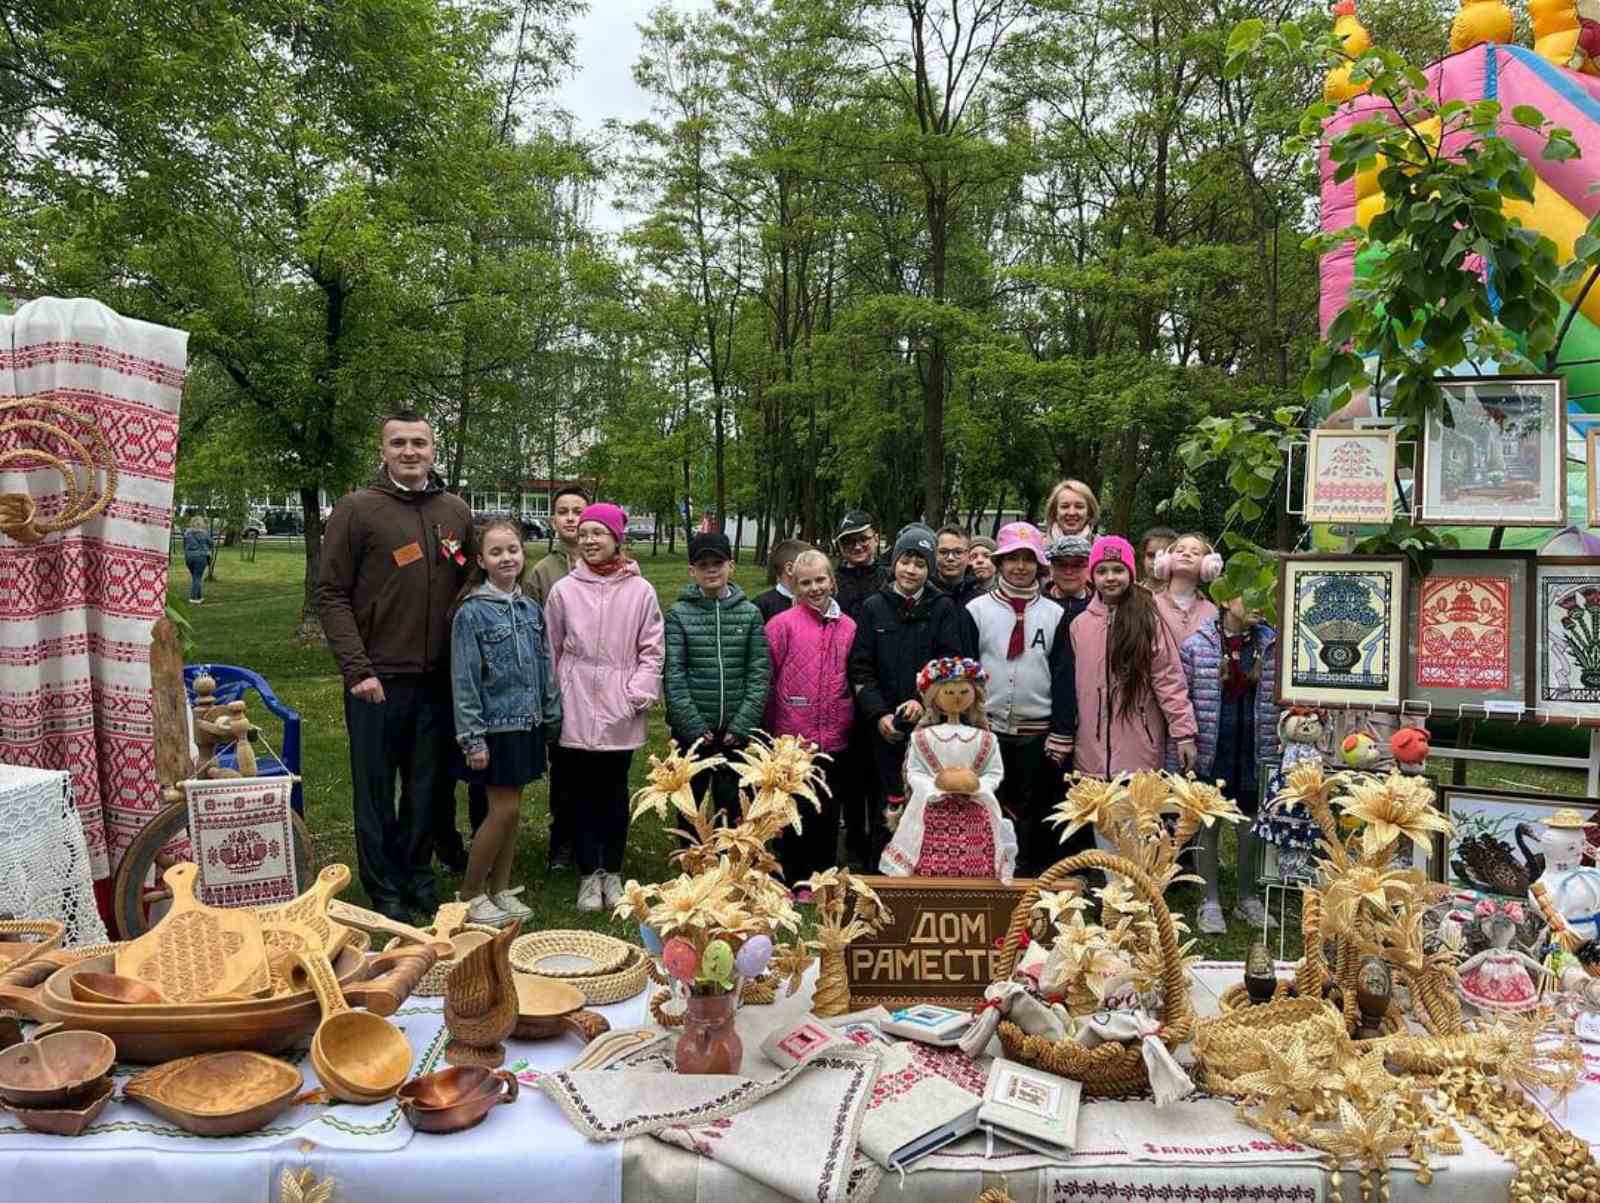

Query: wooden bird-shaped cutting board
[115,864,272,1002]
[258,864,352,959]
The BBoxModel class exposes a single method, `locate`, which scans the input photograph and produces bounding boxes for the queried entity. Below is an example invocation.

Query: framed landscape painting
[1277,555,1408,711]
[1590,428,1600,528]
[1440,785,1600,897]
[1536,559,1600,723]
[1418,376,1565,526]
[1405,551,1536,713]
[1304,428,1397,524]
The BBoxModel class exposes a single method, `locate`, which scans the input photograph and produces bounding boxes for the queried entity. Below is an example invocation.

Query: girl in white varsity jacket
[963,523,1076,876]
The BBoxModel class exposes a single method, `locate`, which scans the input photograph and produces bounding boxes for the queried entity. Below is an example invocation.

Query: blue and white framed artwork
[1277,554,1408,711]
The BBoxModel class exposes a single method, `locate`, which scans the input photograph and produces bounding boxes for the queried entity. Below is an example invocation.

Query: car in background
[624,520,655,541]
[520,516,550,540]
[242,509,304,537]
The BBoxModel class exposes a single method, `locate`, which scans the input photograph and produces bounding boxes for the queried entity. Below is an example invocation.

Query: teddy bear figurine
[1250,706,1326,882]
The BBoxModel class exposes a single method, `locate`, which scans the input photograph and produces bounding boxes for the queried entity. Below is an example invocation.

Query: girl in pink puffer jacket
[763,550,856,889]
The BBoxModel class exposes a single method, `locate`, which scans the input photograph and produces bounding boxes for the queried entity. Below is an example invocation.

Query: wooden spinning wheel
[0,396,118,544]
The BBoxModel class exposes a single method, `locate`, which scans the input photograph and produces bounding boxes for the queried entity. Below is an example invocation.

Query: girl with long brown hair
[1061,536,1197,784]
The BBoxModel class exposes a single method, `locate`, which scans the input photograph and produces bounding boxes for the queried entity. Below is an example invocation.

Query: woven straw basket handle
[996,849,1194,1044]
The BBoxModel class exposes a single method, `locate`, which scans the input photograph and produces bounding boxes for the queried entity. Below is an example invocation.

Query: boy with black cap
[847,522,974,858]
[664,531,772,815]
[833,511,888,621]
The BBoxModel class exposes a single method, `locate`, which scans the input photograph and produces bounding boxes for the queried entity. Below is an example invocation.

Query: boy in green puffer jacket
[664,532,772,819]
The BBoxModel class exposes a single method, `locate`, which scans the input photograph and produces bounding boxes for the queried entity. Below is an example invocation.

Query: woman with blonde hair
[182,515,214,605]
[1043,479,1100,540]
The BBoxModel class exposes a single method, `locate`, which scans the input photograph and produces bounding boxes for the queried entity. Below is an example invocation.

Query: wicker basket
[1192,995,1346,1096]
[386,924,500,997]
[992,850,1194,1098]
[509,929,632,980]
[580,946,650,1005]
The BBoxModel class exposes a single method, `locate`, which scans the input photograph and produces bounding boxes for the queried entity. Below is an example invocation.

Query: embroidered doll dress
[1458,949,1540,1013]
[880,724,1017,881]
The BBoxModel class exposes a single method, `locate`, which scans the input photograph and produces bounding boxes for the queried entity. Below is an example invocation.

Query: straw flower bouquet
[614,734,824,1028]
[1268,762,1458,1034]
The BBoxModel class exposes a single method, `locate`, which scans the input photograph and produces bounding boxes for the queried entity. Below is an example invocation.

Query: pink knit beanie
[579,502,627,546]
[1087,535,1137,577]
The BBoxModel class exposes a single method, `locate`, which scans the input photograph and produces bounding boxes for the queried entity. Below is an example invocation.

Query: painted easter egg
[734,934,773,979]
[639,923,664,956]
[663,937,700,983]
[701,939,735,984]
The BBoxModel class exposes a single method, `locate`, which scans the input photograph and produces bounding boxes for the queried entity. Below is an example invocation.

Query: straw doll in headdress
[880,657,1017,881]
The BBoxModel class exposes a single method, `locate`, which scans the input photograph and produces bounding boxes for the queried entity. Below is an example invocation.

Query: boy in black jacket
[833,510,889,868]
[847,523,974,857]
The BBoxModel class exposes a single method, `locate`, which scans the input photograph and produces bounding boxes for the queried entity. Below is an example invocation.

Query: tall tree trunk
[296,485,326,640]
[990,486,1008,538]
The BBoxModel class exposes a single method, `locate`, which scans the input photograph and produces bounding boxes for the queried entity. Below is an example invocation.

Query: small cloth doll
[1458,913,1552,1014]
[1251,706,1326,881]
[881,657,1018,880]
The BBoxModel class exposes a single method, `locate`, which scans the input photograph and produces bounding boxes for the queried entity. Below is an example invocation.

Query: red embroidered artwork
[1308,432,1392,522]
[1415,575,1511,691]
[912,796,997,878]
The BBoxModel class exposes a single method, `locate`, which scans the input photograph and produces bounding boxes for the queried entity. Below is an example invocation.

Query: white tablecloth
[0,763,107,946]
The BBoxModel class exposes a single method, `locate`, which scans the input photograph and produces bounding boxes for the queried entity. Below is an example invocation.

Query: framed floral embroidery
[1405,550,1535,713]
[1304,428,1397,524]
[1536,558,1600,723]
[1418,375,1566,526]
[1276,555,1408,711]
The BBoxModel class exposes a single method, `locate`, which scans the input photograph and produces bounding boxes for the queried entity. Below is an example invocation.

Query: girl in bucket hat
[880,658,1017,880]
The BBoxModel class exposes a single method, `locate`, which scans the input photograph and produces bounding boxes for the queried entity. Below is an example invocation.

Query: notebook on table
[976,1057,1082,1158]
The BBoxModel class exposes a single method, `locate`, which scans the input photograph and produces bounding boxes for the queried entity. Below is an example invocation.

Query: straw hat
[1543,807,1597,829]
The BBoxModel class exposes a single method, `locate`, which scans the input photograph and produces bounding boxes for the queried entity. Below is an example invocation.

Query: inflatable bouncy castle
[1317,6,1600,547]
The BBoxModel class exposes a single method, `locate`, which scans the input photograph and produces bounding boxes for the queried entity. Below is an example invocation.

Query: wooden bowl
[398,1067,517,1133]
[512,974,610,1043]
[2,1074,114,1136]
[313,1011,412,1101]
[71,973,166,1006]
[0,1030,116,1108]
[449,930,493,960]
[124,1051,303,1136]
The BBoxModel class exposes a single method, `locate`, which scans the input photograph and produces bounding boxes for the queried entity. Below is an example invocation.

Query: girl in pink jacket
[1063,536,1198,782]
[763,550,855,892]
[544,503,665,913]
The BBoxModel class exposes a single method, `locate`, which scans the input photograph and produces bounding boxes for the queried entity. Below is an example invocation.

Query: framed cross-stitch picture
[1277,554,1408,711]
[1304,428,1397,524]
[1405,550,1536,714]
[1418,376,1566,526]
[1536,558,1600,724]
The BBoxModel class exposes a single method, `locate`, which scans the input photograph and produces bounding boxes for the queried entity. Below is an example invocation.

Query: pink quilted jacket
[762,601,856,752]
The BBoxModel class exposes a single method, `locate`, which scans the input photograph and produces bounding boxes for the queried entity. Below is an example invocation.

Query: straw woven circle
[570,945,650,1005]
[510,930,632,980]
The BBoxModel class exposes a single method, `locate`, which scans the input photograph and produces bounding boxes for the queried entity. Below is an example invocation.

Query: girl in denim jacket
[450,518,561,927]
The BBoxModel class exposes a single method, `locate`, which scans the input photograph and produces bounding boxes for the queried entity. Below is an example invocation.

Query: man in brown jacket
[317,412,474,923]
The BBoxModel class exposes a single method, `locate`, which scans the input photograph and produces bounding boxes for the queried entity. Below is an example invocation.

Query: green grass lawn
[168,540,1595,963]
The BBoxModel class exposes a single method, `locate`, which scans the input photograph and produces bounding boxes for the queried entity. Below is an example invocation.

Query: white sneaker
[577,872,604,913]
[493,886,533,920]
[1197,899,1226,936]
[601,873,624,911]
[465,893,516,927]
[1234,897,1277,931]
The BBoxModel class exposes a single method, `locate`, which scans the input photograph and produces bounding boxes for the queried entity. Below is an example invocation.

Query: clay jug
[675,992,742,1075]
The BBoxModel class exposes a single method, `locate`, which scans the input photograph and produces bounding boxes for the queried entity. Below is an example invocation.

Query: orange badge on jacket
[393,541,423,567]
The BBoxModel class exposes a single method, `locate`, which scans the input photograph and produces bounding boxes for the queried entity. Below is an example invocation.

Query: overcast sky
[554,1,712,136]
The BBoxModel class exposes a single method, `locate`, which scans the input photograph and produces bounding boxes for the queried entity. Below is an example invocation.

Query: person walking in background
[526,483,589,872]
[317,411,474,925]
[664,531,771,817]
[832,510,889,869]
[1138,526,1177,588]
[1043,479,1100,541]
[182,515,213,604]
[1044,534,1093,617]
[1151,532,1221,649]
[964,523,1075,875]
[848,523,973,855]
[545,502,664,913]
[754,537,809,623]
[1180,595,1281,935]
[967,535,998,592]
[449,517,559,927]
[1062,536,1198,786]
[764,549,855,893]
[934,525,982,606]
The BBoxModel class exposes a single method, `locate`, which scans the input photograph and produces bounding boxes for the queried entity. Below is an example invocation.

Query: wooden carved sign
[845,876,1043,1010]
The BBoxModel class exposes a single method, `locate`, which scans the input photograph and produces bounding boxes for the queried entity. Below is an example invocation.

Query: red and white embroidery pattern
[1415,575,1511,691]
[0,301,187,881]
[913,795,996,877]
[1309,432,1393,522]
[867,1042,987,1110]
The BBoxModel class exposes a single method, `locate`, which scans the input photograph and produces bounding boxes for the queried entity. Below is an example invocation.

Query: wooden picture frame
[844,876,1039,1010]
[1417,375,1566,526]
[1589,427,1600,528]
[1404,550,1537,715]
[1305,428,1397,524]
[1440,784,1600,897]
[1535,558,1600,725]
[1257,759,1445,884]
[1277,554,1409,711]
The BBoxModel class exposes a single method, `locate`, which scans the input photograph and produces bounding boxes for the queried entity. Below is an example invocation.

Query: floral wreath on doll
[916,656,990,694]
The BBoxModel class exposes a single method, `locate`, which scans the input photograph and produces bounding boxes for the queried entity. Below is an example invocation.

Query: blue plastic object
[182,664,303,814]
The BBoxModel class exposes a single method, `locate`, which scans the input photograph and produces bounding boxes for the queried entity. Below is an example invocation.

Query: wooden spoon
[70,973,166,1006]
[326,901,437,948]
[293,948,412,1104]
